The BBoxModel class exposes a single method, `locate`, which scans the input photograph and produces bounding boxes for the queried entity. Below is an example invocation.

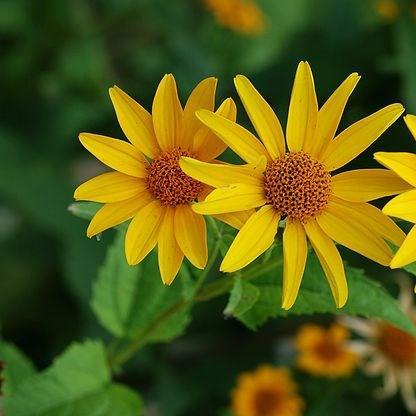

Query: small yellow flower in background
[295,323,358,378]
[375,115,416,268]
[74,75,250,284]
[203,0,266,36]
[343,278,416,413]
[180,61,408,309]
[231,365,304,416]
[375,0,400,22]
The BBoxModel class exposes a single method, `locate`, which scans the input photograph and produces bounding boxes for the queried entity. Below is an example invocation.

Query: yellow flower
[295,323,358,378]
[180,61,408,309]
[74,75,250,284]
[203,0,265,35]
[231,365,304,416]
[342,278,416,413]
[375,0,400,22]
[375,114,416,268]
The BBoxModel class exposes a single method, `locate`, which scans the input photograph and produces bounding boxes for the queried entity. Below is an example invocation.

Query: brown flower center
[263,152,331,222]
[378,324,416,365]
[253,389,282,416]
[146,148,203,206]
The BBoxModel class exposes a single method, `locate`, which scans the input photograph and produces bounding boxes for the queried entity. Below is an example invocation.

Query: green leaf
[0,341,36,395]
[237,250,416,335]
[68,201,102,221]
[224,277,260,317]
[91,229,191,343]
[404,261,416,278]
[3,340,143,416]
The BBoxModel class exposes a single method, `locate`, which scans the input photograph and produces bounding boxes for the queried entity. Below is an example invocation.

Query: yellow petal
[86,192,153,238]
[331,169,412,202]
[192,184,266,215]
[213,209,254,230]
[234,75,285,159]
[192,98,237,160]
[196,109,270,164]
[74,172,146,203]
[152,74,183,151]
[391,225,416,268]
[179,157,263,188]
[125,200,165,265]
[282,220,308,310]
[374,151,416,187]
[310,73,360,157]
[286,61,318,153]
[321,103,404,171]
[316,200,393,265]
[174,204,207,269]
[79,133,147,177]
[220,205,280,272]
[182,77,217,150]
[304,220,348,308]
[383,189,416,223]
[158,207,184,285]
[109,85,159,158]
[404,114,416,141]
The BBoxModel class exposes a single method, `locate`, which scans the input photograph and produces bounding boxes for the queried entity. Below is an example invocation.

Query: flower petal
[182,77,217,150]
[213,210,254,230]
[179,157,263,188]
[174,204,207,269]
[316,199,393,265]
[74,172,146,203]
[282,220,308,310]
[310,73,360,157]
[391,225,416,268]
[286,61,318,153]
[383,189,416,223]
[321,103,404,171]
[152,74,183,151]
[109,85,159,158]
[374,152,416,187]
[192,184,266,215]
[158,206,184,285]
[220,205,280,272]
[79,133,147,177]
[331,169,412,202]
[404,114,416,141]
[87,192,153,237]
[234,75,285,158]
[304,220,348,308]
[125,200,165,265]
[196,109,270,164]
[192,98,237,160]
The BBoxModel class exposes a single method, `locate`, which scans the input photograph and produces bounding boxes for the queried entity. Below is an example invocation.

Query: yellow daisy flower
[295,323,358,378]
[74,75,250,284]
[231,365,304,416]
[375,114,416,268]
[180,62,409,309]
[203,0,265,36]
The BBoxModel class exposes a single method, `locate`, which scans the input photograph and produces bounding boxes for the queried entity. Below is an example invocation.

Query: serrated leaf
[237,251,416,335]
[91,229,191,343]
[224,277,260,317]
[0,341,36,395]
[2,340,143,416]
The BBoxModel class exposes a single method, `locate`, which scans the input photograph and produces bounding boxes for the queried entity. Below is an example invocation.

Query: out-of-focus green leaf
[236,251,415,335]
[0,341,36,396]
[68,201,102,221]
[224,277,260,317]
[91,230,191,343]
[2,340,143,416]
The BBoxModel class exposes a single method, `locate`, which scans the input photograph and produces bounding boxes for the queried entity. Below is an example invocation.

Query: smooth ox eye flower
[231,365,304,416]
[375,115,416,268]
[180,62,408,309]
[74,75,248,284]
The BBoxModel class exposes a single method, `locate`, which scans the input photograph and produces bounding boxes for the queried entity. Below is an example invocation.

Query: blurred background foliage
[1,0,416,414]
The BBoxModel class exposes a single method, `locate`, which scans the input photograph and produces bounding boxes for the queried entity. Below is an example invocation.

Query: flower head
[343,278,416,413]
[74,75,250,284]
[295,323,358,378]
[375,114,416,268]
[231,365,304,416]
[180,62,407,309]
[204,0,265,35]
